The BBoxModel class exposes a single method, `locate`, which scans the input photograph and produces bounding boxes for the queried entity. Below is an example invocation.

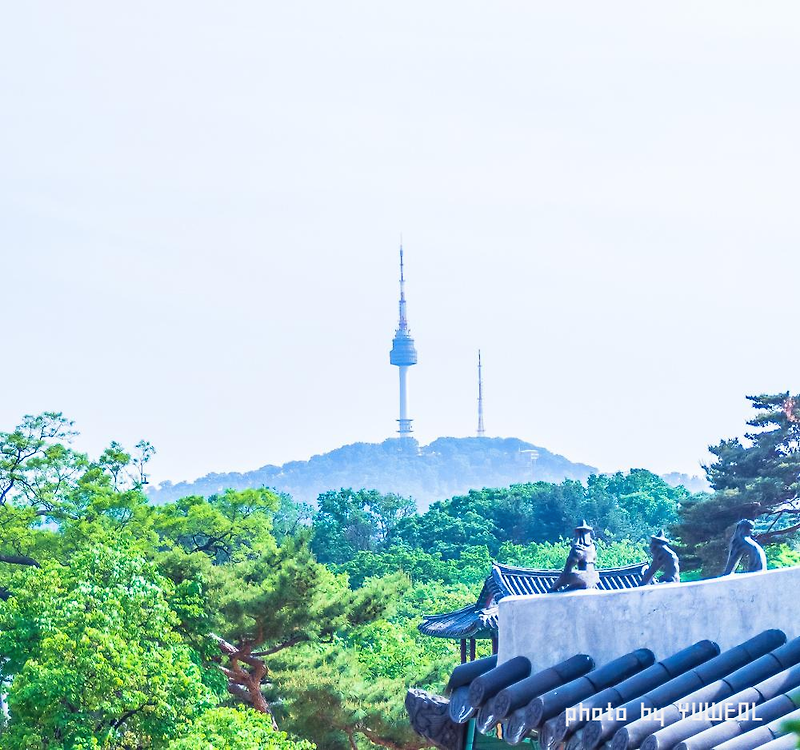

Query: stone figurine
[549,521,600,592]
[640,530,680,584]
[722,519,767,575]
[405,688,465,750]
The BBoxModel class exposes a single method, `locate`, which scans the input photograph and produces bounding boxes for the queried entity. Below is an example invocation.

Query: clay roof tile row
[437,629,800,750]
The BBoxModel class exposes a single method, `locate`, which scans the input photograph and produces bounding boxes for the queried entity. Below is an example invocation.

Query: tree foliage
[166,707,314,750]
[154,488,279,562]
[0,546,213,749]
[0,415,419,749]
[675,393,800,573]
[311,489,415,565]
[376,470,684,562]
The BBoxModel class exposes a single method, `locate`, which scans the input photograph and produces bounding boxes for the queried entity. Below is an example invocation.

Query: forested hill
[147,436,597,509]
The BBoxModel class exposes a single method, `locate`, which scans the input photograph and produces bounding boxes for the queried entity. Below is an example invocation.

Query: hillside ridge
[147,436,597,509]
[147,436,709,508]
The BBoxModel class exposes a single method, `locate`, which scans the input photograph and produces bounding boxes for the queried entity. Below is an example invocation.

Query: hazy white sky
[2,2,799,485]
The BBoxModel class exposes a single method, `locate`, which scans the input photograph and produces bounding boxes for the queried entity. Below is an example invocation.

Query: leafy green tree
[0,412,81,511]
[675,393,800,573]
[166,707,314,750]
[765,543,800,569]
[0,414,157,588]
[501,480,584,542]
[153,491,409,742]
[311,489,415,564]
[391,506,500,559]
[206,545,402,716]
[0,413,83,586]
[0,546,213,749]
[338,544,491,588]
[0,413,154,522]
[272,490,314,543]
[584,470,684,540]
[53,463,157,563]
[390,471,687,564]
[270,638,429,750]
[153,488,280,562]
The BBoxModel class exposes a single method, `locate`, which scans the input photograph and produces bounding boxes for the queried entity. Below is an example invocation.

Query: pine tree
[675,392,800,573]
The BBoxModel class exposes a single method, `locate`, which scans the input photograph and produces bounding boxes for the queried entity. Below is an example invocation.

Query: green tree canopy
[0,546,213,749]
[675,393,800,573]
[166,707,314,750]
[311,489,415,564]
[388,471,686,562]
[153,487,280,562]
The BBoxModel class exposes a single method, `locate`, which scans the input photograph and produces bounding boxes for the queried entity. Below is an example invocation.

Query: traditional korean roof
[417,601,500,640]
[414,628,800,750]
[418,562,648,639]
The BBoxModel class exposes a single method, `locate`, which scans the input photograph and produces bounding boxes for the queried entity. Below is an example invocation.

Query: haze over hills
[147,436,709,509]
[660,472,710,494]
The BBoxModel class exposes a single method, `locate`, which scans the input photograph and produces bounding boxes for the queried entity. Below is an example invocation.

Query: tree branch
[209,633,239,656]
[111,705,149,730]
[0,554,40,568]
[251,633,309,656]
[756,521,800,544]
[212,633,271,715]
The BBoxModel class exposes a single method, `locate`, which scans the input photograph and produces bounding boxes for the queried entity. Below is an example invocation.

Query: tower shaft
[398,366,411,434]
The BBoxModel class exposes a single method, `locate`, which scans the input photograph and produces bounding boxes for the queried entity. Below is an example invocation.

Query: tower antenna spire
[477,349,485,437]
[398,242,407,330]
[389,241,418,437]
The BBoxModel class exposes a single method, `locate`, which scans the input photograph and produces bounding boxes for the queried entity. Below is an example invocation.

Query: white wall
[497,566,800,671]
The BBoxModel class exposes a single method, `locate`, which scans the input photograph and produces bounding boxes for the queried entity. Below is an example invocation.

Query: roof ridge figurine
[722,519,767,575]
[549,521,600,593]
[640,529,680,585]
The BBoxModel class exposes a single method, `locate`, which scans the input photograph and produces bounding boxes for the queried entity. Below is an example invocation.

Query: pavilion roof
[418,562,648,639]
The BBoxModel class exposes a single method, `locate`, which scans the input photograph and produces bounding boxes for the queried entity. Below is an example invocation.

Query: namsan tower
[477,349,485,437]
[389,244,418,436]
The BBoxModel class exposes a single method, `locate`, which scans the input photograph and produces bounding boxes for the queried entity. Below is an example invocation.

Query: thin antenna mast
[398,243,408,331]
[477,349,485,437]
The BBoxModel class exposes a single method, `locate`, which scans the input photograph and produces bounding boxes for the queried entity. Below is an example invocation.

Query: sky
[1,2,799,486]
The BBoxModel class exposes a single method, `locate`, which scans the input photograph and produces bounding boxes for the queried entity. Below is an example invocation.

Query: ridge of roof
[491,561,649,577]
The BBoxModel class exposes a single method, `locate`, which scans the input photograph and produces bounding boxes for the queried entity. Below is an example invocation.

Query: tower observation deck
[389,245,417,436]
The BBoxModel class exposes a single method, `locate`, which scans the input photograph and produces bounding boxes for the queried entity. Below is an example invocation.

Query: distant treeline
[307,469,694,587]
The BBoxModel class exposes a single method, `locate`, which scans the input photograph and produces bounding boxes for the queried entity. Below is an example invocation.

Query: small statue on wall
[722,519,767,575]
[549,521,600,592]
[640,530,680,584]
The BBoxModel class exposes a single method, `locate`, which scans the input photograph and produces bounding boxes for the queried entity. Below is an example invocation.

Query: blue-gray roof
[418,562,648,639]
